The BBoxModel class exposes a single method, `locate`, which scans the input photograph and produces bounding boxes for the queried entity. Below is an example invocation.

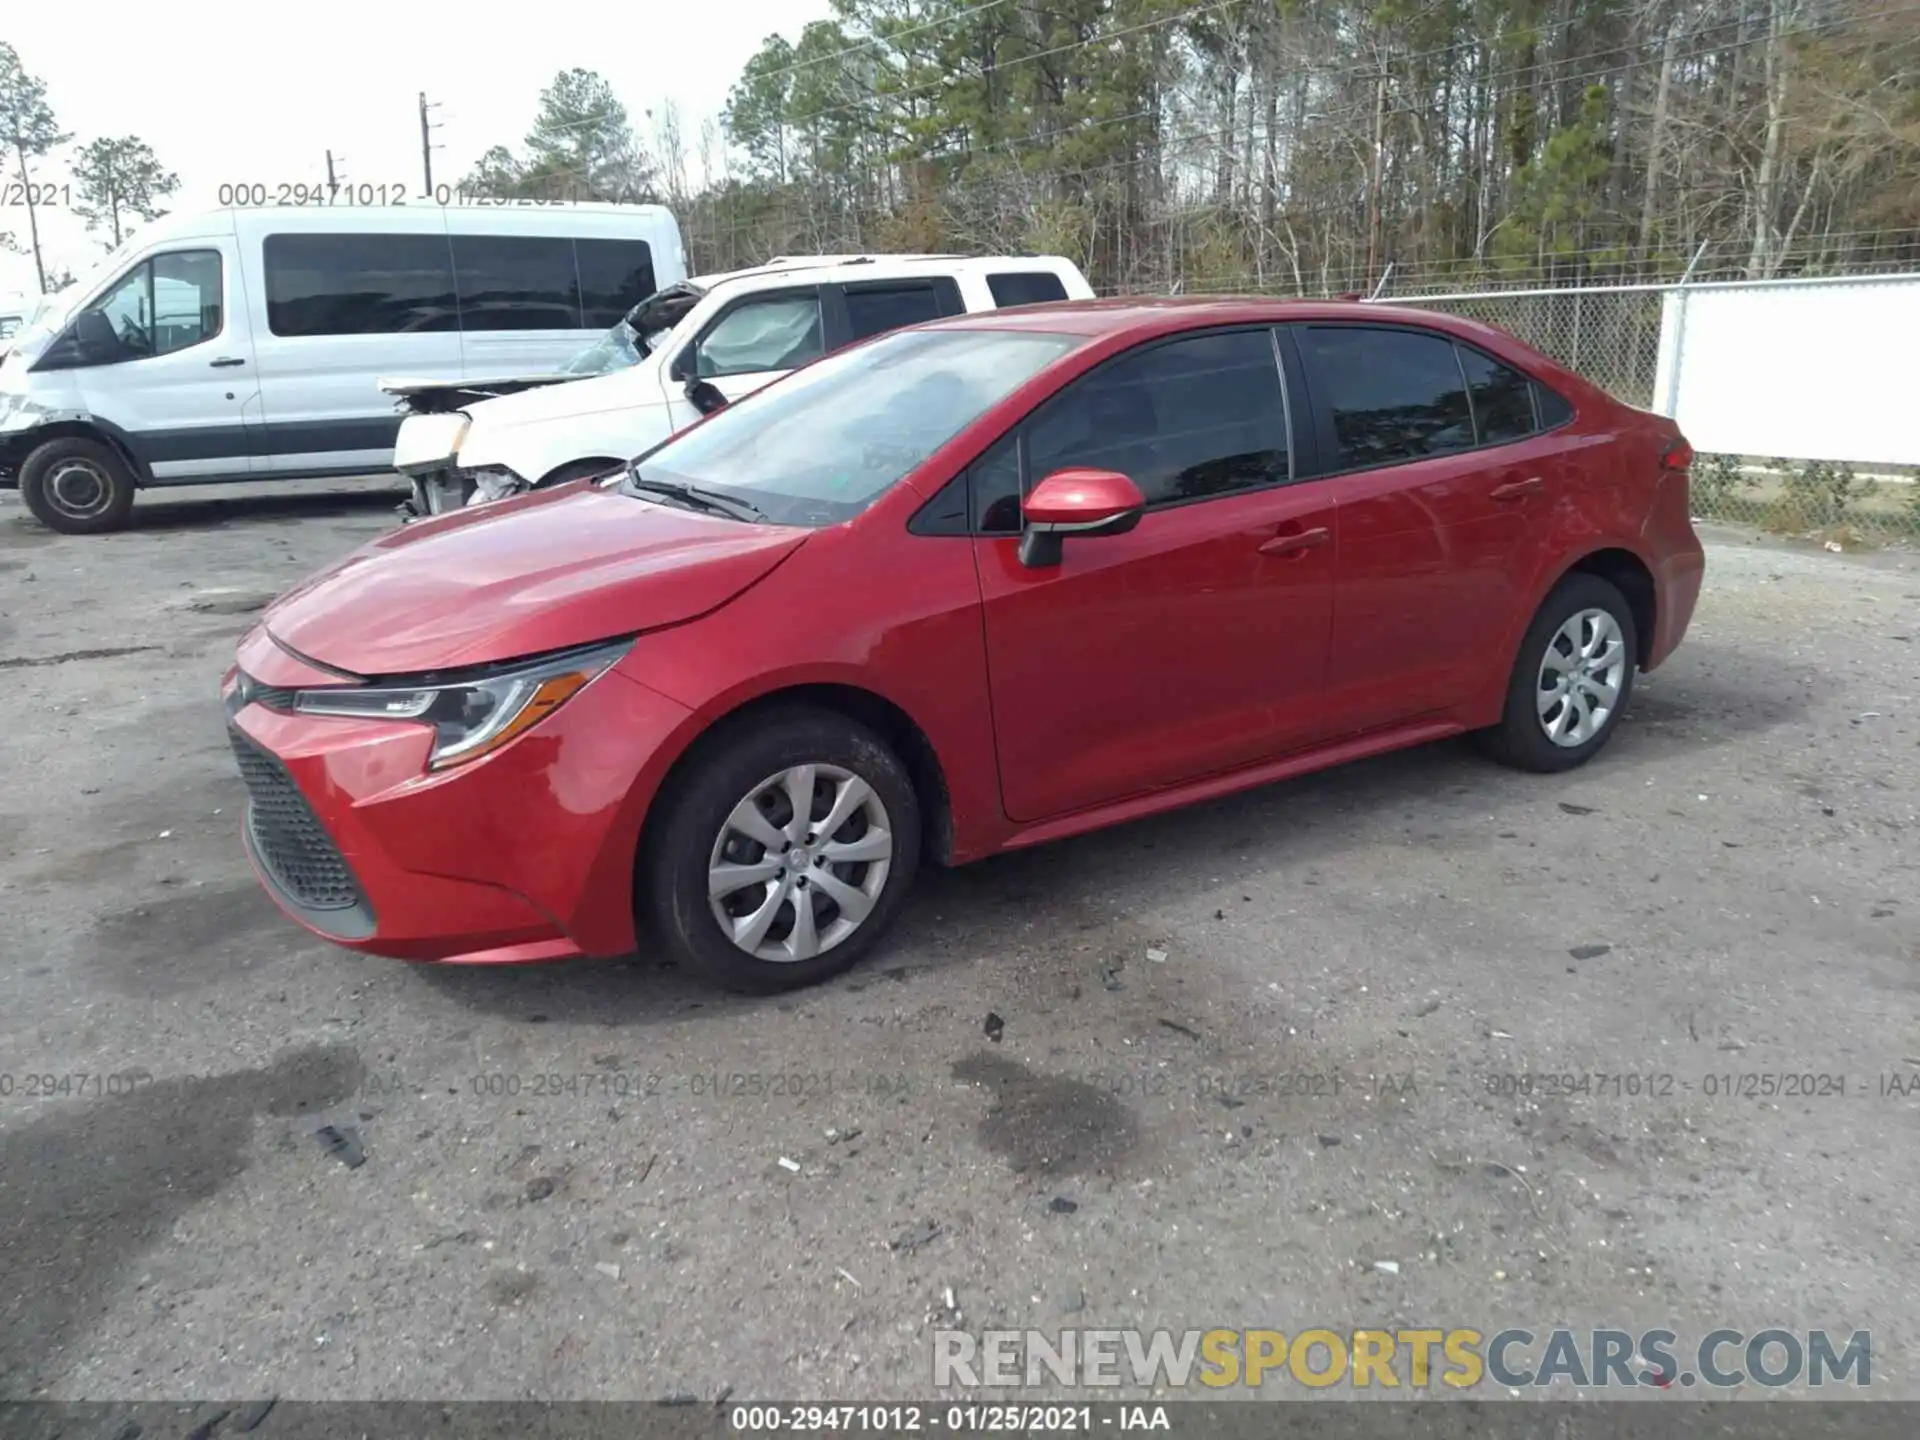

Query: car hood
[263,483,808,676]
[467,363,662,427]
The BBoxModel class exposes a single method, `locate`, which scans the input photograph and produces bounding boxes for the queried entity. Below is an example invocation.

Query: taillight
[1661,438,1694,472]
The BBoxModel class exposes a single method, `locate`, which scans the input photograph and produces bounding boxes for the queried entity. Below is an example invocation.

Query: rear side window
[844,282,948,342]
[1298,326,1474,469]
[1025,329,1290,507]
[1535,383,1574,428]
[575,239,656,328]
[1456,346,1537,444]
[988,271,1069,308]
[451,235,580,331]
[262,233,459,337]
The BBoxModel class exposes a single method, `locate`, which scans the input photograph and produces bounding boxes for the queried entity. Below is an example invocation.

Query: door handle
[1258,525,1331,557]
[1491,476,1544,501]
[210,356,247,368]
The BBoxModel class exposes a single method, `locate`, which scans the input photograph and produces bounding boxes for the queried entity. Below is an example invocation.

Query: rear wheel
[20,437,138,535]
[642,707,922,993]
[1477,573,1638,773]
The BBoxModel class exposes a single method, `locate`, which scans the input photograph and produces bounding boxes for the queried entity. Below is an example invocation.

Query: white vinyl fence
[1392,271,1920,542]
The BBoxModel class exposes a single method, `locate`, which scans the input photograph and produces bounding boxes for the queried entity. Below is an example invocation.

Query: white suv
[386,253,1095,517]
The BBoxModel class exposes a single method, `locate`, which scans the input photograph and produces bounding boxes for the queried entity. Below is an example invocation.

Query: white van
[387,253,1095,517]
[0,203,686,532]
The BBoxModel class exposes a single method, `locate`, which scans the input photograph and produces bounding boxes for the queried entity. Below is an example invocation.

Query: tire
[1477,572,1639,774]
[538,457,623,489]
[642,706,922,993]
[20,437,138,535]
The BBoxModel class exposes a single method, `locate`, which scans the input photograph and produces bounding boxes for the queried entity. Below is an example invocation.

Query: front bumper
[224,659,697,963]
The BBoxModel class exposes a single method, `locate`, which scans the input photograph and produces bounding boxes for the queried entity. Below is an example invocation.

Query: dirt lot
[1,478,1916,1405]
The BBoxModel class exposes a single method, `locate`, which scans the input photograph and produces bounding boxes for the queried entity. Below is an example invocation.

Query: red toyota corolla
[223,298,1704,991]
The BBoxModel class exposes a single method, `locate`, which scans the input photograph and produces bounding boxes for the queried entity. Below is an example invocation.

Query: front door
[972,327,1339,823]
[1289,323,1550,731]
[668,287,827,409]
[75,244,264,481]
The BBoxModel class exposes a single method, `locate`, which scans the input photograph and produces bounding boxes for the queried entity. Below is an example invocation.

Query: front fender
[459,403,675,489]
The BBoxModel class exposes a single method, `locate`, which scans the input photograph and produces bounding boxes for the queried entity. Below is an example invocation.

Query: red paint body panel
[226,297,1706,965]
[263,483,810,675]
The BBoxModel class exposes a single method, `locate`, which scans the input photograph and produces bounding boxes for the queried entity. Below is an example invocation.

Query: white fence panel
[1652,273,1920,467]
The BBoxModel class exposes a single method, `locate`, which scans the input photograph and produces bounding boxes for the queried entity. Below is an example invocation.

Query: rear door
[666,285,828,407]
[823,277,964,343]
[1288,322,1559,730]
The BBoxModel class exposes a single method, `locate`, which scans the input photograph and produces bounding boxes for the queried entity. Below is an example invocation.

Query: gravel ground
[0,477,1916,1405]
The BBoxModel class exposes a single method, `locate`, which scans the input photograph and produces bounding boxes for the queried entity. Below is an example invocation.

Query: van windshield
[625,327,1083,528]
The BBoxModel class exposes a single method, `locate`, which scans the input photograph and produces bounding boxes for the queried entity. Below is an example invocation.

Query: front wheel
[1477,572,1639,773]
[19,437,138,534]
[641,707,922,993]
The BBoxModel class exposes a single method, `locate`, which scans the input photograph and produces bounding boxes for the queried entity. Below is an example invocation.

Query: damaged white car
[383,253,1094,520]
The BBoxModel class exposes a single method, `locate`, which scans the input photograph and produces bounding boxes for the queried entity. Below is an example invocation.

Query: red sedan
[224,298,1704,991]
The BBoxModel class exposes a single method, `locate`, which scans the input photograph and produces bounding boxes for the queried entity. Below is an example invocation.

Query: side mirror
[32,310,124,372]
[684,378,728,416]
[1018,468,1146,568]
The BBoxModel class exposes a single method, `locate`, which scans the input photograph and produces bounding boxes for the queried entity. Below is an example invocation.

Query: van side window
[80,249,223,362]
[263,233,459,337]
[987,272,1069,308]
[575,239,656,327]
[452,235,579,330]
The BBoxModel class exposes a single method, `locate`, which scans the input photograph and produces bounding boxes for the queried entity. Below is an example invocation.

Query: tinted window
[1457,346,1537,444]
[1535,382,1574,428]
[692,294,823,378]
[263,233,458,337]
[988,271,1069,307]
[639,328,1081,528]
[1025,329,1290,506]
[971,433,1023,534]
[575,238,655,328]
[1299,326,1475,469]
[844,283,944,342]
[451,235,579,331]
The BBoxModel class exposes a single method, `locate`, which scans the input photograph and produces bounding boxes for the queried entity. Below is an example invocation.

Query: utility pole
[418,93,441,194]
[1365,72,1387,292]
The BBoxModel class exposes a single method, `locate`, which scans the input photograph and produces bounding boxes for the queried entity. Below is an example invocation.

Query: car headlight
[290,639,631,770]
[393,412,471,473]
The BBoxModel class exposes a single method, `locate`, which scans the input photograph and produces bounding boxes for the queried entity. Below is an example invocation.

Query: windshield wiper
[623,465,766,523]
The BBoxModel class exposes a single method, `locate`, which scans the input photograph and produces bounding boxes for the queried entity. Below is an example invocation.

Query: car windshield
[627,327,1082,528]
[560,321,642,376]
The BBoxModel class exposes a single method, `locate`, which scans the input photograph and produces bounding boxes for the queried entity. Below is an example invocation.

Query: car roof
[692,252,1080,294]
[919,294,1502,343]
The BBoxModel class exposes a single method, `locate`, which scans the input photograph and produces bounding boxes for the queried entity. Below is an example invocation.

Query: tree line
[0,42,180,291]
[468,0,1919,295]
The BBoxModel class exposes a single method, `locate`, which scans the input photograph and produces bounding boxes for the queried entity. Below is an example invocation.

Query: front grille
[228,727,364,912]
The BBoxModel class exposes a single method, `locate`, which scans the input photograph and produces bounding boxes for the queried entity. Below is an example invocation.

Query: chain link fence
[1392,282,1919,547]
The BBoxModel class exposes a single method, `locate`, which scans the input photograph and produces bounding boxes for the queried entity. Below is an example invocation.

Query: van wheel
[20,437,138,534]
[538,457,623,489]
[642,706,922,993]
[1477,573,1639,773]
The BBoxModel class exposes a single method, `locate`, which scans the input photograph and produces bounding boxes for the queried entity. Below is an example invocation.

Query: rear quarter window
[987,271,1069,308]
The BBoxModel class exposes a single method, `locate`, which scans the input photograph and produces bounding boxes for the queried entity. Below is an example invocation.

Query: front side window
[691,294,824,378]
[1298,326,1475,469]
[452,234,579,331]
[263,232,458,337]
[1024,329,1291,506]
[635,327,1083,528]
[74,249,223,362]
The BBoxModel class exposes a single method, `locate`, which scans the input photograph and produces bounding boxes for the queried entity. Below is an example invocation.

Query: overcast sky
[0,0,831,297]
